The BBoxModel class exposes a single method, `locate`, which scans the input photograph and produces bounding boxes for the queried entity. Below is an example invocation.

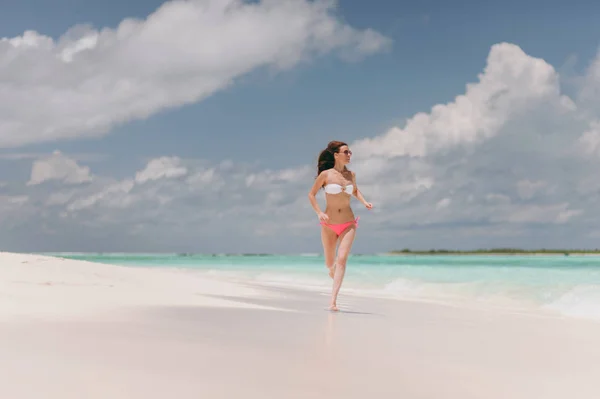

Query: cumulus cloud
[576,120,600,156]
[516,180,547,200]
[67,180,136,212]
[0,152,106,162]
[329,42,596,250]
[0,0,391,149]
[6,40,600,252]
[351,43,568,159]
[135,156,187,184]
[27,151,93,186]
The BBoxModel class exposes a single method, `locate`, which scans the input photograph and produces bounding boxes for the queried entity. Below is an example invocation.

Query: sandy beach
[2,252,600,398]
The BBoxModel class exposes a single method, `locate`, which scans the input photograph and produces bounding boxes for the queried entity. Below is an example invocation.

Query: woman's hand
[365,202,373,210]
[318,212,329,222]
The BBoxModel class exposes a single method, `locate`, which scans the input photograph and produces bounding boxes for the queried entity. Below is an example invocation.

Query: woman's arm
[308,171,328,217]
[351,171,372,209]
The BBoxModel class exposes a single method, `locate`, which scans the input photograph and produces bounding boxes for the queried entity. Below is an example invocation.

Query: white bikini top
[324,183,353,195]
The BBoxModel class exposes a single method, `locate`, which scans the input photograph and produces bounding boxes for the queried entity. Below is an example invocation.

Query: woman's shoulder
[317,169,332,184]
[319,169,333,178]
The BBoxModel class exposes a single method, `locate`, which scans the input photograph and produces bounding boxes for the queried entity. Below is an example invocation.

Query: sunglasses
[340,150,352,156]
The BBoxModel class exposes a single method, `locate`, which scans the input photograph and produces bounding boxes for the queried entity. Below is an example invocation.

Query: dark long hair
[317,140,348,180]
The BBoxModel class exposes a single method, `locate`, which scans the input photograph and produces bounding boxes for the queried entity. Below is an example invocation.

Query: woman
[308,141,372,311]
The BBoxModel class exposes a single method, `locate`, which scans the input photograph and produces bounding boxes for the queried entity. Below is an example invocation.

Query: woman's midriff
[324,195,355,224]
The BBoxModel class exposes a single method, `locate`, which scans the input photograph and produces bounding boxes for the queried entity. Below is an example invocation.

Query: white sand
[2,252,600,398]
[0,252,284,320]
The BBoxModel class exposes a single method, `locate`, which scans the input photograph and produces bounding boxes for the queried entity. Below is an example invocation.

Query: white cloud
[186,168,216,186]
[516,180,547,200]
[0,152,106,162]
[46,190,79,206]
[435,198,451,210]
[556,209,584,224]
[486,194,511,204]
[6,41,600,252]
[351,43,568,159]
[0,195,28,206]
[27,151,92,186]
[576,120,600,156]
[67,180,135,211]
[0,0,391,149]
[135,156,187,184]
[503,203,578,224]
[0,195,31,231]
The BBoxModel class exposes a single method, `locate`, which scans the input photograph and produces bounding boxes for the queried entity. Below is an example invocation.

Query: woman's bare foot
[327,264,336,279]
[329,303,339,311]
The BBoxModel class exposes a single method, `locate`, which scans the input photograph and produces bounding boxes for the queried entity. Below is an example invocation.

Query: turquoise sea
[49,253,600,320]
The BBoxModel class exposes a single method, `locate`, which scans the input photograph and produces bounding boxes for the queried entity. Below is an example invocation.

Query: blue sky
[1,0,600,253]
[4,0,600,168]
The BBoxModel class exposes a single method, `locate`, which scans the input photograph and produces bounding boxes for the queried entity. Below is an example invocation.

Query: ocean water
[49,253,600,320]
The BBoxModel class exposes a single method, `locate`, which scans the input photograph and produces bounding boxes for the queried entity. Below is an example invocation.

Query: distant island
[388,248,600,256]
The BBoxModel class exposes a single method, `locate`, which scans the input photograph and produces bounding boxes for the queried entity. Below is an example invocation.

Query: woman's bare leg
[330,226,356,311]
[321,226,338,278]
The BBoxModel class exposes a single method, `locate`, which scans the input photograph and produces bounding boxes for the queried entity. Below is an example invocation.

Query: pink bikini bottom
[320,217,359,236]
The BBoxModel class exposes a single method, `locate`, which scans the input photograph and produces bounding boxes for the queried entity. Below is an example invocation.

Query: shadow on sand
[325,308,381,316]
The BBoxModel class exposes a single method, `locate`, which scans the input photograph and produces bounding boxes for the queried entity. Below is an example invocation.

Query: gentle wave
[543,285,600,319]
[251,274,600,320]
[180,268,600,320]
[53,253,600,321]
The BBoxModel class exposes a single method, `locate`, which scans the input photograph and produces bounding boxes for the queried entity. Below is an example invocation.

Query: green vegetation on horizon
[389,248,600,255]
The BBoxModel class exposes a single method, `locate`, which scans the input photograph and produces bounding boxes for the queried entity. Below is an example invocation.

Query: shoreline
[37,251,600,258]
[387,252,600,256]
